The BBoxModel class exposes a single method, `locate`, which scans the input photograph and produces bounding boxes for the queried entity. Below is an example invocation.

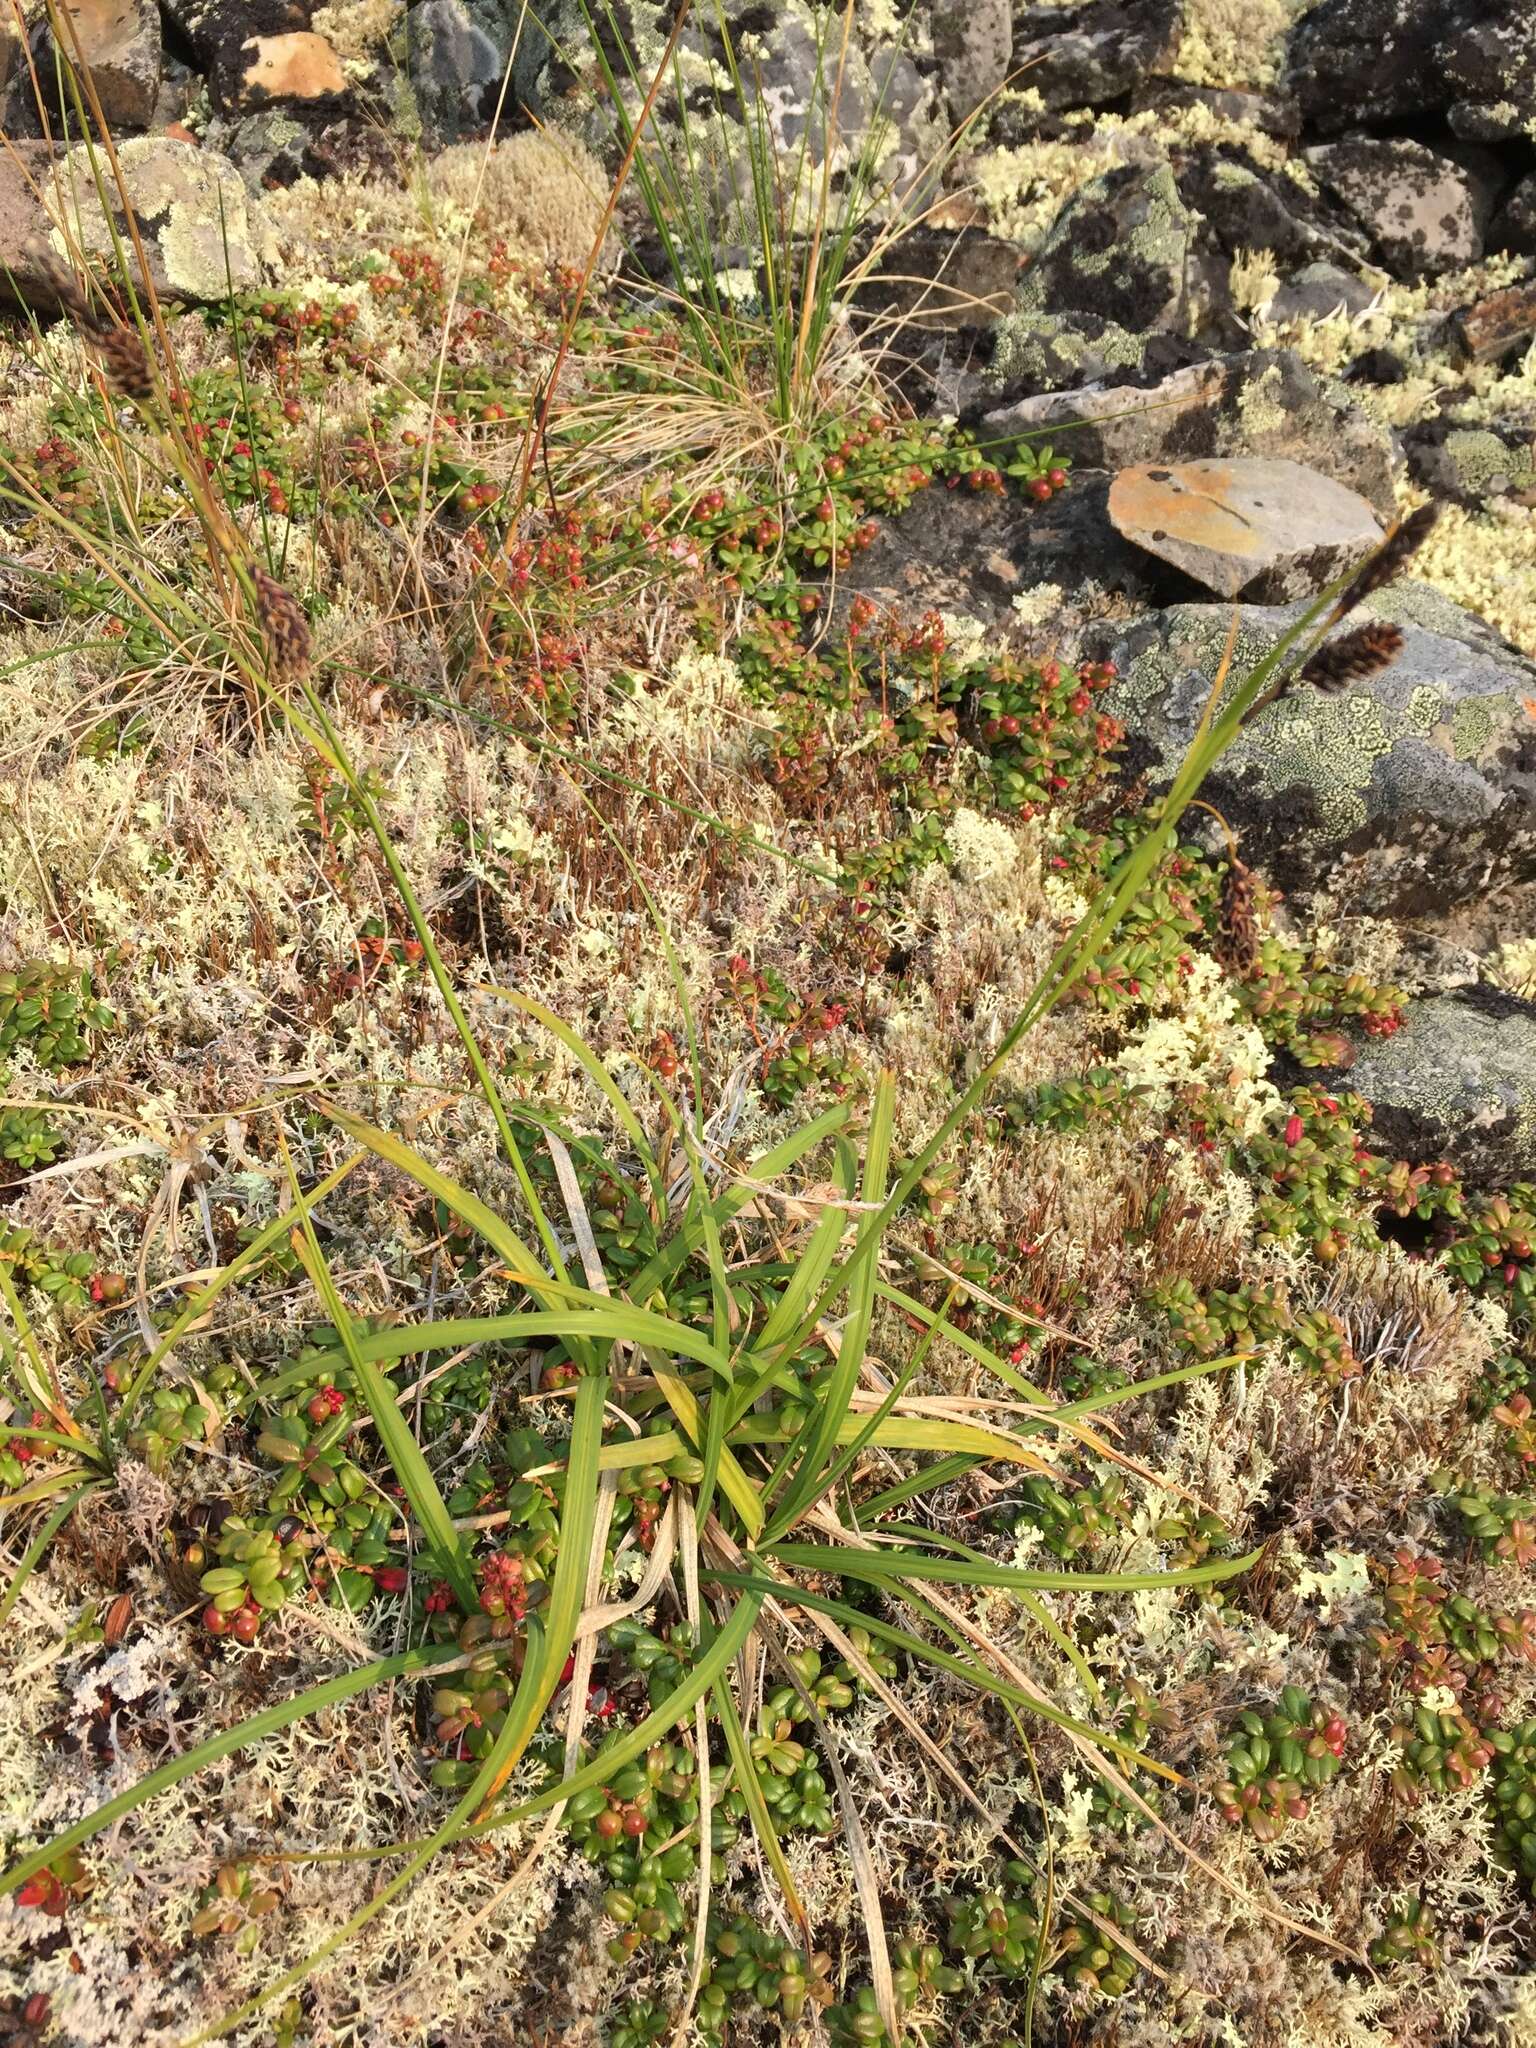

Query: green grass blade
[0,1479,100,1632]
[764,1541,1259,1595]
[285,1175,479,1614]
[481,984,661,1193]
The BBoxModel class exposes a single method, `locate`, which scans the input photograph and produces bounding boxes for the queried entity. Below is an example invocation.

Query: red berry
[1284,1114,1304,1147]
[1028,478,1052,501]
[376,1566,408,1595]
[203,1604,230,1636]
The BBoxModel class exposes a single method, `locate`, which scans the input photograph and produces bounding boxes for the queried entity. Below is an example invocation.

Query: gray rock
[1004,160,1196,338]
[1011,0,1183,110]
[1268,263,1382,325]
[981,349,1400,518]
[1346,989,1536,1184]
[1305,139,1483,281]
[163,0,352,114]
[407,0,549,141]
[1104,582,1536,914]
[1107,458,1382,602]
[933,0,1012,120]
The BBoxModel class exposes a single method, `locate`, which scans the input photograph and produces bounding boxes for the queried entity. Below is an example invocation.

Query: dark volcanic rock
[1304,139,1485,281]
[828,479,1154,639]
[1104,582,1536,915]
[1176,150,1371,272]
[164,0,351,114]
[982,349,1400,517]
[1490,175,1536,260]
[1287,0,1535,141]
[1010,0,1183,110]
[1345,988,1536,1184]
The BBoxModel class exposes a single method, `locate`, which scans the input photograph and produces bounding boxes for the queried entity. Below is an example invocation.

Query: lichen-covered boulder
[1345,989,1536,1185]
[1105,582,1536,914]
[1304,138,1486,280]
[1008,162,1197,336]
[1404,418,1536,509]
[48,137,266,301]
[981,349,1400,517]
[1107,458,1383,602]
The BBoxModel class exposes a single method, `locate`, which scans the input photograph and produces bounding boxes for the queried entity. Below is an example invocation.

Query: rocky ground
[1,2,1536,2046]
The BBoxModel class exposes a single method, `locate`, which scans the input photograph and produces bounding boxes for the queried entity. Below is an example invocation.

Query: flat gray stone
[1108,458,1382,601]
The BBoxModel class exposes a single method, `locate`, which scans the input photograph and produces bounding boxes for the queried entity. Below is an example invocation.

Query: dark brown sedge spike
[88,322,155,403]
[1215,857,1259,977]
[1299,621,1406,694]
[251,567,312,683]
[1333,504,1439,619]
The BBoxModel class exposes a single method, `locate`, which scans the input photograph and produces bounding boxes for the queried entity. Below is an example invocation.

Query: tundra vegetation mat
[1,2,1536,2046]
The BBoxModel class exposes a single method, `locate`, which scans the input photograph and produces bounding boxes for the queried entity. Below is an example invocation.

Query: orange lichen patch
[1111,462,1264,560]
[239,31,348,102]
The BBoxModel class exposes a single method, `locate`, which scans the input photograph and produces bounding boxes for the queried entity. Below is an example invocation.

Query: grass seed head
[1334,505,1439,618]
[1299,621,1406,693]
[88,321,155,403]
[251,566,313,683]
